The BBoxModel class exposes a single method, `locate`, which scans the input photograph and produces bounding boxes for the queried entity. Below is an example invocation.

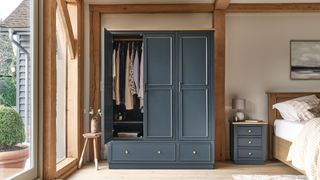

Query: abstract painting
[291,40,320,80]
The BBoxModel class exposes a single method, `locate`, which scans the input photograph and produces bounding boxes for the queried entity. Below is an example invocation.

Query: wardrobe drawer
[111,142,175,161]
[238,149,262,159]
[237,126,262,136]
[179,143,211,162]
[238,137,262,147]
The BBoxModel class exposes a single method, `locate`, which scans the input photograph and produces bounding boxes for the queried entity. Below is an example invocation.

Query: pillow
[288,99,319,121]
[272,94,320,121]
[309,104,320,117]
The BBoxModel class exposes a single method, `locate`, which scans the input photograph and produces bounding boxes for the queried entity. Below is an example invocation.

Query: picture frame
[290,40,320,80]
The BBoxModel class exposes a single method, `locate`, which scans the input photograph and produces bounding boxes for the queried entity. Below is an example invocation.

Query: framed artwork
[290,40,320,80]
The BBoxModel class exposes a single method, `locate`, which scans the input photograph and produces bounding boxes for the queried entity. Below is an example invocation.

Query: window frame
[42,0,83,179]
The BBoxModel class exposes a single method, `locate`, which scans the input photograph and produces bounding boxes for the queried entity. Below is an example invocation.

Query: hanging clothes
[133,45,140,95]
[112,43,116,100]
[125,42,134,110]
[119,42,127,104]
[129,43,137,95]
[138,43,144,112]
[115,43,121,105]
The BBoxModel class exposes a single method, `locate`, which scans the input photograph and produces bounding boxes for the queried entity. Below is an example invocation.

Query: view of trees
[0,34,16,107]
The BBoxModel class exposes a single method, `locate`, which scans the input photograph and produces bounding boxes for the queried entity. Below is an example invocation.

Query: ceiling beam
[215,0,231,10]
[57,0,76,59]
[89,4,214,13]
[227,3,320,13]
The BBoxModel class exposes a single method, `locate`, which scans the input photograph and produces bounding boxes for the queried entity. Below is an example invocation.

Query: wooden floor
[68,161,301,180]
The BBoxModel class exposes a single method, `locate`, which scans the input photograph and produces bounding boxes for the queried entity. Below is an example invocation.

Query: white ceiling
[85,0,320,4]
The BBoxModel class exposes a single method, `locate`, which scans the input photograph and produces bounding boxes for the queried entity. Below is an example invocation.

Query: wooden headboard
[266,92,320,159]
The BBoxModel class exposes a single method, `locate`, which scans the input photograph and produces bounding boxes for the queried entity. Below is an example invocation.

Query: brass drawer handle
[125,150,129,155]
[248,141,252,144]
[157,150,161,154]
[248,129,252,133]
[192,150,197,155]
[248,152,252,156]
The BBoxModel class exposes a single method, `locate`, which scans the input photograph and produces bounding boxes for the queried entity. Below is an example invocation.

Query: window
[0,0,38,179]
[56,8,67,164]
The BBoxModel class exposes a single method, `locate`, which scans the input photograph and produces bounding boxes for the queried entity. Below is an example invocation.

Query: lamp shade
[232,98,246,110]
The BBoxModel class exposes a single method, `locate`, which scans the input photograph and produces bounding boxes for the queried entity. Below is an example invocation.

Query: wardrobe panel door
[146,36,173,86]
[144,33,175,138]
[146,90,172,137]
[181,89,208,137]
[103,29,113,143]
[179,32,212,140]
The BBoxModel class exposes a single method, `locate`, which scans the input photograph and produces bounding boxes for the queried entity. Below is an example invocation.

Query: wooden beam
[227,3,320,13]
[89,4,214,14]
[43,0,57,179]
[77,0,84,161]
[213,10,226,161]
[89,10,101,161]
[57,0,76,59]
[215,0,230,10]
[66,0,77,3]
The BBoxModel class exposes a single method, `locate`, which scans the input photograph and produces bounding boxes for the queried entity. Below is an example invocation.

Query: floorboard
[68,161,301,180]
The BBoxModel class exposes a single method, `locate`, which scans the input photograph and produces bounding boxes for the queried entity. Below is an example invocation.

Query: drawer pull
[248,129,252,133]
[248,152,252,156]
[192,150,197,155]
[157,150,161,154]
[124,150,129,155]
[248,141,252,144]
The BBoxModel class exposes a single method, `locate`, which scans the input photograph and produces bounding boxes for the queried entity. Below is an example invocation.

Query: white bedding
[274,119,307,142]
[287,118,320,180]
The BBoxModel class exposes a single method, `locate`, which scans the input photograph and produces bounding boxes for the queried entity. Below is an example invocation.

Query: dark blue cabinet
[230,122,267,164]
[144,34,175,138]
[104,31,214,169]
[178,32,212,140]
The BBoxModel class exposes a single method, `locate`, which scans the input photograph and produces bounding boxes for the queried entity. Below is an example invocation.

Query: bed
[267,92,320,175]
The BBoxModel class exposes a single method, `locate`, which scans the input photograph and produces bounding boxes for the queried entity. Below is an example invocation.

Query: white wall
[225,13,320,157]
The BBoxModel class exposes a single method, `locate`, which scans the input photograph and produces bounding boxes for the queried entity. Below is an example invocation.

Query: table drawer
[111,142,175,161]
[238,149,262,159]
[179,143,211,162]
[238,137,262,147]
[237,126,262,136]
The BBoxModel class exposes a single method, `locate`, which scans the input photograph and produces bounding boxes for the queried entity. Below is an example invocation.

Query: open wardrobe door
[103,29,113,143]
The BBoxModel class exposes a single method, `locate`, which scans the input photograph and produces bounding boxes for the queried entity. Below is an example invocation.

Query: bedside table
[230,121,267,164]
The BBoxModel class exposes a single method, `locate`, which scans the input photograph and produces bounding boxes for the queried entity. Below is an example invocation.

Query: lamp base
[235,112,245,121]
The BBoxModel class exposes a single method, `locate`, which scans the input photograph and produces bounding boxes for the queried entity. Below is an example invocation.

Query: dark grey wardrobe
[102,30,214,168]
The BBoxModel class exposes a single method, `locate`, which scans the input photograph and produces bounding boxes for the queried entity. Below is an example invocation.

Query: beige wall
[225,13,320,157]
[102,13,212,31]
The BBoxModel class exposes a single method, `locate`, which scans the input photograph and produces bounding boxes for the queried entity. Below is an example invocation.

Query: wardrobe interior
[109,33,144,139]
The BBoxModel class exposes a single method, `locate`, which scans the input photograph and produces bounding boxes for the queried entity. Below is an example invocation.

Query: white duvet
[287,118,320,180]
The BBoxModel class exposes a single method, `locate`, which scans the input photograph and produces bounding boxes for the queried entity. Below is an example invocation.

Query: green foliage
[0,106,25,148]
[0,34,15,77]
[0,77,16,107]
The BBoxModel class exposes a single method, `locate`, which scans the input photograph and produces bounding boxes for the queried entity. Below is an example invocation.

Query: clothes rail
[113,39,143,41]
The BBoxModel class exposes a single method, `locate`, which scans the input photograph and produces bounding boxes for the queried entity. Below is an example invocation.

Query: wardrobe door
[178,32,213,140]
[144,33,175,138]
[103,29,113,143]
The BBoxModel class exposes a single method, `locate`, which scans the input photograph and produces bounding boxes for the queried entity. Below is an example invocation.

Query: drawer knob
[124,150,129,155]
[248,152,252,156]
[192,150,197,155]
[157,150,161,154]
[248,129,252,133]
[248,141,252,144]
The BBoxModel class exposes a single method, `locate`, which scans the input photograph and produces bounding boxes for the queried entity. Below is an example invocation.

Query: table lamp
[232,98,246,121]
